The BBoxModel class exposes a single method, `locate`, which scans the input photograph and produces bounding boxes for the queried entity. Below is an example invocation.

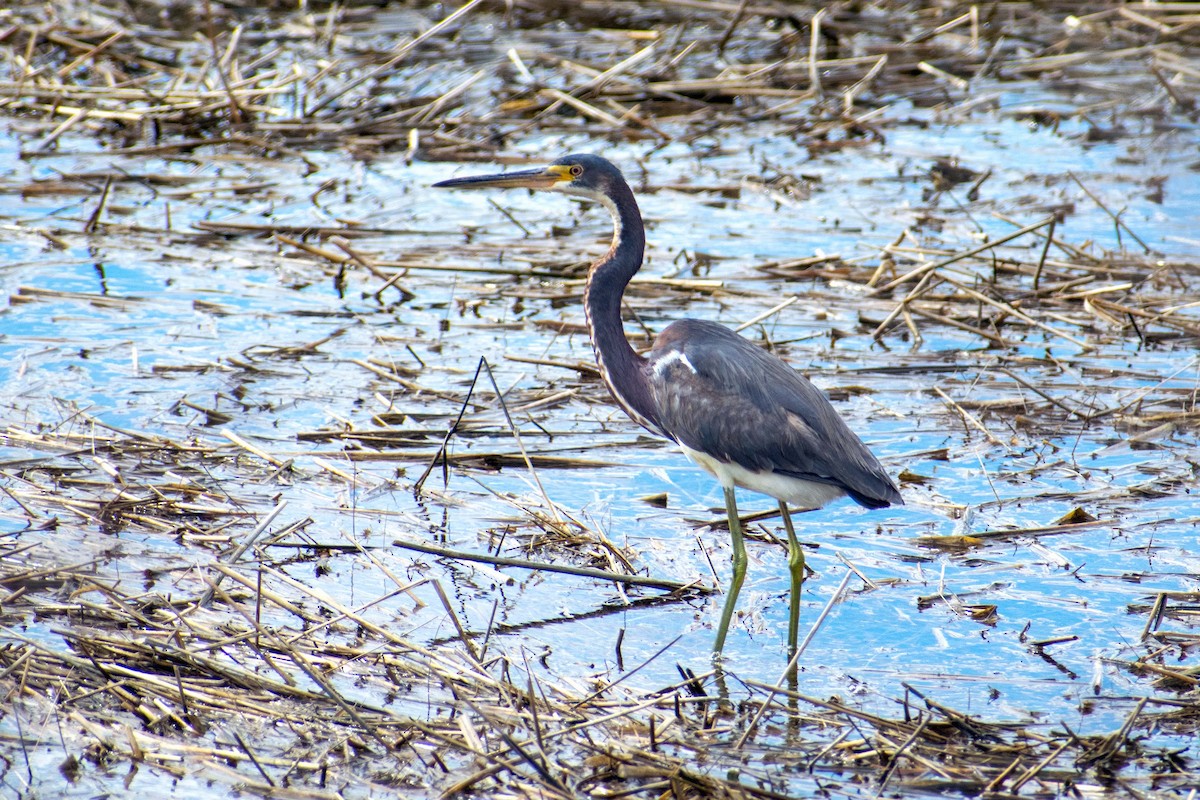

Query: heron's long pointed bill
[433,165,569,191]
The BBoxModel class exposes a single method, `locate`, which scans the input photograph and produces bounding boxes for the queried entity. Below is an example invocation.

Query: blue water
[1,84,1197,799]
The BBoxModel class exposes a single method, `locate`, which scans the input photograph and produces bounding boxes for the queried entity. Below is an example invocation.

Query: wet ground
[1,2,1199,798]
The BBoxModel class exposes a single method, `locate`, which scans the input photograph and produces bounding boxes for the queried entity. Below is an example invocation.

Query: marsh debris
[1,0,1198,797]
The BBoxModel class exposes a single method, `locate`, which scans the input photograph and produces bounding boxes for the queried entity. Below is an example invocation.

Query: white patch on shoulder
[651,350,698,380]
[678,443,847,510]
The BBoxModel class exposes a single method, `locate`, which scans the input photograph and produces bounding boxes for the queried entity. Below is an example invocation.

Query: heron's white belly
[679,443,846,510]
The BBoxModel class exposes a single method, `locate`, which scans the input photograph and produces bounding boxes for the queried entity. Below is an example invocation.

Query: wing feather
[646,319,900,508]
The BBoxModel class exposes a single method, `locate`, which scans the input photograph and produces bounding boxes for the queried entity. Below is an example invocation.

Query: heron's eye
[569,165,584,178]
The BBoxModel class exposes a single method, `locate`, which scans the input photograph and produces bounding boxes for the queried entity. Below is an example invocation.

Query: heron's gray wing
[646,319,900,508]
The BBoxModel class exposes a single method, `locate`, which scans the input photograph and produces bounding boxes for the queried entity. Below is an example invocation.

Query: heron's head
[433,153,627,207]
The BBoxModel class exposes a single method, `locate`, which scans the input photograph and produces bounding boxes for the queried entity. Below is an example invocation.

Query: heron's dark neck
[583,184,661,435]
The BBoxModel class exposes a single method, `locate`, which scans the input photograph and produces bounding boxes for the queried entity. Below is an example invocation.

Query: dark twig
[392,537,709,594]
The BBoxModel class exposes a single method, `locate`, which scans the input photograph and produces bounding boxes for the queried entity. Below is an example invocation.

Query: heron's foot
[710,655,732,703]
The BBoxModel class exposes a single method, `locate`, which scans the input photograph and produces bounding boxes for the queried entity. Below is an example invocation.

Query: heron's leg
[713,486,747,657]
[779,501,804,660]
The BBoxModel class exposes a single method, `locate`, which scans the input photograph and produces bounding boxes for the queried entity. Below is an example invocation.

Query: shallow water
[2,54,1199,799]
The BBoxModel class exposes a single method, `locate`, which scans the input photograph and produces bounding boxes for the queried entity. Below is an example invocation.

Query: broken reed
[2,0,1199,798]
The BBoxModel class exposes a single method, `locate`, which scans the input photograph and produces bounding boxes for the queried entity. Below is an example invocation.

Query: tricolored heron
[434,154,901,659]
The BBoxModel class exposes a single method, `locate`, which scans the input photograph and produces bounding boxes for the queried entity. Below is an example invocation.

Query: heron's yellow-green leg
[779,501,804,660]
[713,486,748,657]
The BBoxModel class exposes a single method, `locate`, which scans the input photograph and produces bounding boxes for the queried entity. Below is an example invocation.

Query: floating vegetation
[1,0,1198,797]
